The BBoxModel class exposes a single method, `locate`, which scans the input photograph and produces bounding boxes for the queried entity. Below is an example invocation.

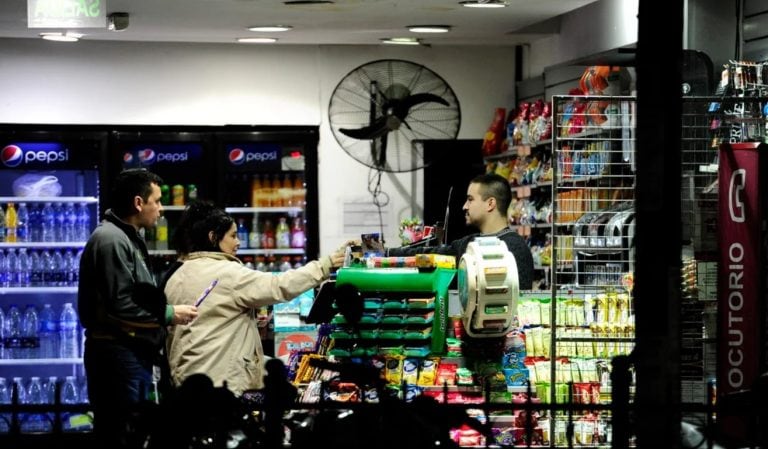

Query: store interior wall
[0,39,515,251]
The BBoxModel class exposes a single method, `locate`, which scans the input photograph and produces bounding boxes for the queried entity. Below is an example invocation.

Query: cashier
[386,173,534,290]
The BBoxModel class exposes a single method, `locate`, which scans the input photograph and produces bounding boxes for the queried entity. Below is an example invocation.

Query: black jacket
[386,227,534,290]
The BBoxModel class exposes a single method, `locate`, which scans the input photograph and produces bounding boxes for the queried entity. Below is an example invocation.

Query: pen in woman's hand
[195,279,219,307]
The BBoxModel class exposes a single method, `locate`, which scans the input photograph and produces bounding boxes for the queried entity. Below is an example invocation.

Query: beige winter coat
[165,251,332,395]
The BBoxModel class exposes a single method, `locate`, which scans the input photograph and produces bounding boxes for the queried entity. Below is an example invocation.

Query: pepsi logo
[229,148,245,165]
[139,148,156,165]
[1,145,23,168]
[123,152,134,164]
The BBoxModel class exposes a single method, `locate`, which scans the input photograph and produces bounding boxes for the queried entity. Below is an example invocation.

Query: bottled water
[53,202,65,242]
[63,250,75,286]
[22,376,51,433]
[16,203,28,243]
[21,305,39,359]
[11,377,26,429]
[0,250,6,287]
[73,249,82,285]
[52,250,64,286]
[5,305,22,359]
[41,203,55,243]
[17,248,30,287]
[76,203,90,242]
[42,376,57,431]
[28,203,41,242]
[40,250,53,287]
[38,304,58,359]
[63,203,76,242]
[29,250,42,287]
[5,249,17,287]
[61,376,79,432]
[59,303,79,359]
[0,306,5,359]
[0,378,10,434]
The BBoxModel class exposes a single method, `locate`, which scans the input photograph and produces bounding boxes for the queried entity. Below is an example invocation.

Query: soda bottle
[16,203,28,243]
[271,174,283,207]
[187,184,198,203]
[282,173,293,207]
[160,184,170,205]
[293,175,305,208]
[279,256,292,272]
[276,217,290,249]
[236,218,249,248]
[5,203,17,243]
[250,175,262,208]
[261,219,275,249]
[0,205,5,243]
[248,216,262,249]
[172,185,185,206]
[155,214,168,250]
[290,217,305,249]
[255,256,266,272]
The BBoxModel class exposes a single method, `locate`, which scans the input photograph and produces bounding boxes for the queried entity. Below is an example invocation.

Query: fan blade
[339,116,390,140]
[398,93,449,116]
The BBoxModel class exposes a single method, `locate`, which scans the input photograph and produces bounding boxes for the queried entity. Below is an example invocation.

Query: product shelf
[225,206,303,214]
[0,242,86,248]
[0,287,78,294]
[0,358,83,365]
[0,196,98,203]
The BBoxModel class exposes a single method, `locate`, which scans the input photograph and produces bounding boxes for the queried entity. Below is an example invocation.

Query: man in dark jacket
[387,173,534,290]
[78,168,198,448]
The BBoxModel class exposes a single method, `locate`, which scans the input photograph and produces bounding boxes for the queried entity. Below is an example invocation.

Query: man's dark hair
[470,173,511,217]
[172,200,235,255]
[110,168,163,218]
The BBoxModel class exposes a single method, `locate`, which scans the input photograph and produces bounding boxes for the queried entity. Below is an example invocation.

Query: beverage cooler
[213,126,320,356]
[0,126,107,433]
[107,128,217,277]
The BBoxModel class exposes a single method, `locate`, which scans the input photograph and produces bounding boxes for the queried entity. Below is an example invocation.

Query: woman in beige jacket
[164,201,345,395]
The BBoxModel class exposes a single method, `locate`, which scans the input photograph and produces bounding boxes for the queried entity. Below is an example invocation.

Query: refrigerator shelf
[237,248,305,256]
[0,358,83,365]
[0,196,98,203]
[225,206,303,214]
[0,287,78,294]
[0,242,86,248]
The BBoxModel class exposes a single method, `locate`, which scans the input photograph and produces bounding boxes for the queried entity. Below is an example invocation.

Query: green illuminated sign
[27,0,106,28]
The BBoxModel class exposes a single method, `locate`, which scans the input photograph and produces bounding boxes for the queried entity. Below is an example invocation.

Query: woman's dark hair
[172,200,235,255]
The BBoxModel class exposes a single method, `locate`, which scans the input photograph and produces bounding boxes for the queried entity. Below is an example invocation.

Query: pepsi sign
[124,143,201,168]
[225,143,280,168]
[1,142,69,168]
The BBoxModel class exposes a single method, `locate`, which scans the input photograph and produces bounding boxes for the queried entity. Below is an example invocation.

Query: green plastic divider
[335,267,456,354]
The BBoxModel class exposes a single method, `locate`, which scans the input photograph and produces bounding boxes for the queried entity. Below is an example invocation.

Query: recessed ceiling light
[407,25,451,33]
[237,37,278,43]
[284,1,334,4]
[39,32,82,42]
[248,25,293,32]
[381,37,421,46]
[459,0,508,8]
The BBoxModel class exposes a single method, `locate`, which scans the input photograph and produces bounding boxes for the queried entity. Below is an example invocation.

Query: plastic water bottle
[63,250,75,286]
[63,202,76,242]
[0,306,5,360]
[21,305,39,359]
[38,304,58,359]
[53,202,65,242]
[28,203,40,242]
[52,250,64,286]
[5,305,21,359]
[11,377,26,430]
[0,250,6,287]
[61,376,79,432]
[236,218,249,248]
[59,303,78,359]
[76,203,90,242]
[5,249,17,287]
[73,249,82,285]
[0,377,10,434]
[42,376,57,431]
[16,203,28,243]
[17,248,30,287]
[29,250,42,287]
[22,377,51,433]
[41,203,55,243]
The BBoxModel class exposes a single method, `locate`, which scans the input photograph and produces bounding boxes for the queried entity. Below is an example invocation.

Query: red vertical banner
[717,142,766,438]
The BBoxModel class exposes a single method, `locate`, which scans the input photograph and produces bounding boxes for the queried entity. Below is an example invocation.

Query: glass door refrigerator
[0,125,107,434]
[213,126,320,359]
[107,128,217,278]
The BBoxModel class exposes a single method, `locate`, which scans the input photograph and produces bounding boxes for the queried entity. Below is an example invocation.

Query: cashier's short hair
[173,200,235,255]
[111,168,164,218]
[470,173,511,216]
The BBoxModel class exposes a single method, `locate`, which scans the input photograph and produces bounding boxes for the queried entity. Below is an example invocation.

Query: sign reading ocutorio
[27,0,105,28]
